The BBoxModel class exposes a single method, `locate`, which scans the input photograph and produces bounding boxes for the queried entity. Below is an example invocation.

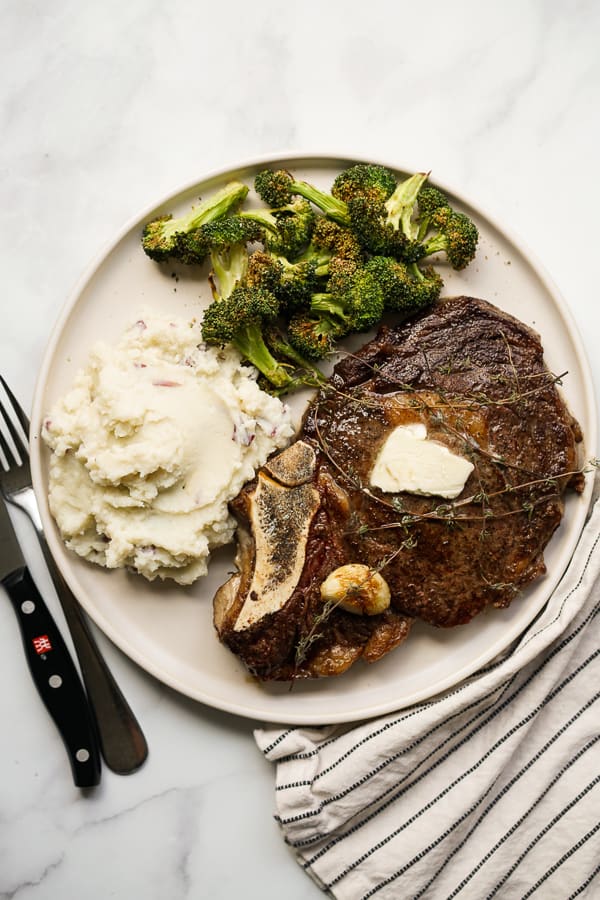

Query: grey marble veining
[1,1,599,897]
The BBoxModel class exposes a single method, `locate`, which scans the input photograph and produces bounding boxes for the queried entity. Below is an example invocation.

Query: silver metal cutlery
[0,375,148,775]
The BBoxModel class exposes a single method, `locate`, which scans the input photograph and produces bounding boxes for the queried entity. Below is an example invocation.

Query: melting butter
[370,423,474,499]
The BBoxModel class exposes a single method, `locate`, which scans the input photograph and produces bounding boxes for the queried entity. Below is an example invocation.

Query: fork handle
[46,557,149,774]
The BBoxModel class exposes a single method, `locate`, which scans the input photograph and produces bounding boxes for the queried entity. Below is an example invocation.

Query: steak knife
[0,498,101,787]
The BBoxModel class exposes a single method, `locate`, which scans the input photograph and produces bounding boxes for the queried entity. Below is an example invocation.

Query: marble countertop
[1,2,599,897]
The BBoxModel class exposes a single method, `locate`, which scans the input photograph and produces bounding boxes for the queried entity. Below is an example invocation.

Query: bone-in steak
[214,297,584,680]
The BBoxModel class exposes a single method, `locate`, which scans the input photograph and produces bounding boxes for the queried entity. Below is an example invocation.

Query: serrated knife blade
[0,497,101,787]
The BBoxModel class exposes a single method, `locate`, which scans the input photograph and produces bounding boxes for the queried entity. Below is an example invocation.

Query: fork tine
[0,375,31,434]
[0,419,13,468]
[0,377,29,463]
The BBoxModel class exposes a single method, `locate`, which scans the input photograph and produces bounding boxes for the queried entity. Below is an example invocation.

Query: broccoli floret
[182,216,264,265]
[365,256,415,310]
[310,265,385,333]
[407,184,479,269]
[277,257,324,310]
[407,262,444,306]
[341,171,428,260]
[267,198,316,258]
[311,217,364,263]
[263,324,326,382]
[287,312,346,360]
[202,285,294,389]
[141,181,249,261]
[254,169,351,227]
[202,284,279,341]
[342,195,402,257]
[417,185,449,216]
[245,250,284,292]
[203,238,321,391]
[331,164,397,204]
[236,197,316,259]
[366,256,442,312]
[415,185,450,241]
[246,247,329,312]
[421,208,479,270]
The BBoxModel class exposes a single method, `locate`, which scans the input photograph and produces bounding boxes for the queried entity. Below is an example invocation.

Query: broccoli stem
[409,262,424,282]
[232,325,292,389]
[384,172,429,238]
[266,329,326,381]
[290,180,351,227]
[310,293,347,322]
[161,181,249,242]
[210,244,248,300]
[239,208,279,234]
[422,233,448,256]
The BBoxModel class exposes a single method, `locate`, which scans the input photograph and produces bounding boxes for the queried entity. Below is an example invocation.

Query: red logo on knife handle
[32,635,53,655]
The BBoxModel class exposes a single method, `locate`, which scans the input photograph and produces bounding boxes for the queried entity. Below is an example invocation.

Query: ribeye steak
[213,297,584,680]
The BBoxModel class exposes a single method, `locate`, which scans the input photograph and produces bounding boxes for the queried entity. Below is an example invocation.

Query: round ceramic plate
[30,154,597,725]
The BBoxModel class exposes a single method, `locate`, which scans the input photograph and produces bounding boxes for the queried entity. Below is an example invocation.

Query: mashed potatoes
[42,313,294,584]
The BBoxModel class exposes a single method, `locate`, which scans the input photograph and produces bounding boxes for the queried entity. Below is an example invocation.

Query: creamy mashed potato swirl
[42,313,294,584]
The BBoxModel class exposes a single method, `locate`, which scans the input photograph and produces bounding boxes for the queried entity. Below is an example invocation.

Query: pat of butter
[370,423,474,499]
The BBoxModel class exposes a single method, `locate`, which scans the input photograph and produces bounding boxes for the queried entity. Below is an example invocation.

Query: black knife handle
[3,566,102,788]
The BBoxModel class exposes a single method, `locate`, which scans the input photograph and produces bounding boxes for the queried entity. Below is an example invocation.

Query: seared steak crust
[214,297,583,680]
[305,296,583,628]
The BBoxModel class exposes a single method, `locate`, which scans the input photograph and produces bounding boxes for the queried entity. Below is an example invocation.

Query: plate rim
[30,152,598,724]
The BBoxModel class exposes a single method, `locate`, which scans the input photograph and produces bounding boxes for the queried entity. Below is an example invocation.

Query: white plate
[30,154,597,725]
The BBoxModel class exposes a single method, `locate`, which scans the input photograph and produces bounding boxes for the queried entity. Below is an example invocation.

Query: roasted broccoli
[263,324,326,381]
[239,197,316,259]
[201,286,294,389]
[141,181,249,261]
[407,263,444,305]
[201,234,293,389]
[276,256,326,310]
[244,248,327,312]
[384,172,430,240]
[343,171,479,269]
[408,185,479,269]
[244,249,285,292]
[421,207,479,270]
[331,163,397,205]
[311,217,364,264]
[202,230,323,391]
[334,171,426,260]
[310,265,385,333]
[181,216,264,265]
[287,311,346,360]
[207,234,250,301]
[142,162,482,396]
[254,169,351,227]
[365,256,442,313]
[414,186,450,240]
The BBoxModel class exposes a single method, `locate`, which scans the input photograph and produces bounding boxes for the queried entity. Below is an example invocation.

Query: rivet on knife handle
[4,566,102,788]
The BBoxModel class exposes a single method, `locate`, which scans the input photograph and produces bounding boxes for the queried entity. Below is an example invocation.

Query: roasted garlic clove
[320,564,391,616]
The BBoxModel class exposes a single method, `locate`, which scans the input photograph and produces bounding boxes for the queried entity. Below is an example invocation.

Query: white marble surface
[1,1,599,897]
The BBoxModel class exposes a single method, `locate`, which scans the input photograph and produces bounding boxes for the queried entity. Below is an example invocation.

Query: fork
[0,375,148,775]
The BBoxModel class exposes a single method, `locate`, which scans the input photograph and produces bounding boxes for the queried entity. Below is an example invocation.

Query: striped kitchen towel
[255,497,600,899]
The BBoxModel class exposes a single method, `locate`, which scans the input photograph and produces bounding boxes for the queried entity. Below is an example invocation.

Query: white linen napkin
[256,497,600,899]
